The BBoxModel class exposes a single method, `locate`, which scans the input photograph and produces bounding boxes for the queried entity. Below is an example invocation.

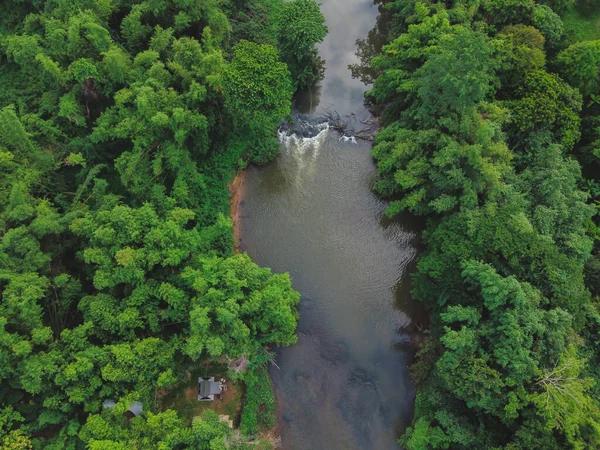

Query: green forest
[5,0,600,448]
[368,0,600,448]
[0,0,327,448]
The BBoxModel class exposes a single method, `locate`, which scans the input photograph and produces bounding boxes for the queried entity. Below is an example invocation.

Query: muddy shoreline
[229,169,283,446]
[228,169,247,254]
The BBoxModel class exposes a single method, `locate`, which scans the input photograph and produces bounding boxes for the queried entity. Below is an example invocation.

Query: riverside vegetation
[0,0,326,448]
[367,0,600,448]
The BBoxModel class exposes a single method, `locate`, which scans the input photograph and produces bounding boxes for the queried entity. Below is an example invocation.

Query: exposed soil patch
[159,362,243,426]
[229,170,247,254]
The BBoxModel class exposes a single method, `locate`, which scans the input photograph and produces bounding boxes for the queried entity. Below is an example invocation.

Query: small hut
[102,400,143,417]
[198,377,221,401]
[128,401,143,416]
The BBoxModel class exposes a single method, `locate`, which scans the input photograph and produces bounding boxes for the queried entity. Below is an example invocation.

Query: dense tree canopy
[223,41,293,132]
[275,0,328,89]
[369,0,600,448]
[0,0,324,447]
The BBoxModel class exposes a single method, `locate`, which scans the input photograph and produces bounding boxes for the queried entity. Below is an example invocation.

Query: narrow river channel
[238,1,422,448]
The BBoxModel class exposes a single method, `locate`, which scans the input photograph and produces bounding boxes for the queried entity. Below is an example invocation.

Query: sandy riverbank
[229,169,247,254]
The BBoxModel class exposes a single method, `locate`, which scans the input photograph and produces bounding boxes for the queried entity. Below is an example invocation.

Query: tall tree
[275,0,328,89]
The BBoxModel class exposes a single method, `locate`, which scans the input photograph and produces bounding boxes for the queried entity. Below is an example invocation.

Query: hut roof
[198,377,221,400]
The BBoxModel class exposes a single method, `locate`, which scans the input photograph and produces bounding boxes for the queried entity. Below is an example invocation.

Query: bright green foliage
[532,5,564,44]
[80,407,230,449]
[223,41,293,132]
[239,366,276,435]
[225,0,283,46]
[369,0,600,448]
[498,25,546,90]
[532,347,600,448]
[223,0,327,91]
[412,27,499,126]
[0,0,328,445]
[181,253,300,359]
[372,106,512,215]
[557,40,600,97]
[370,6,500,127]
[275,0,328,89]
[507,70,582,150]
[538,0,575,14]
[222,40,294,164]
[561,3,600,42]
[80,405,272,449]
[370,6,452,122]
[479,0,536,27]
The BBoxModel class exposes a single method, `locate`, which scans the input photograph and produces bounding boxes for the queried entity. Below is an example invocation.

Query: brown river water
[237,1,423,448]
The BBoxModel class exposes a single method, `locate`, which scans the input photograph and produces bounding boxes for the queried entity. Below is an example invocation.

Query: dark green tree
[275,0,328,89]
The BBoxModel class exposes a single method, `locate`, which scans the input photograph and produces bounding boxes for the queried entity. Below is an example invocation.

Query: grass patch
[159,361,244,426]
[240,366,276,435]
[562,4,600,42]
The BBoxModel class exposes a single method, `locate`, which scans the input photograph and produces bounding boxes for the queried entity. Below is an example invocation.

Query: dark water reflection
[294,0,382,119]
[239,1,422,448]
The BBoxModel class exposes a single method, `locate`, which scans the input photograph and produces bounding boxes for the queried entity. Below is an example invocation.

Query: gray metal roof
[102,399,143,416]
[102,400,116,409]
[128,401,143,416]
[198,377,221,399]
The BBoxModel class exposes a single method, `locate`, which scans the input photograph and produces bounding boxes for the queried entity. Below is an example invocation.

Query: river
[237,1,422,448]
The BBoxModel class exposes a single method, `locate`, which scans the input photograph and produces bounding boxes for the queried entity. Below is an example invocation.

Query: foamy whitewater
[278,122,330,153]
